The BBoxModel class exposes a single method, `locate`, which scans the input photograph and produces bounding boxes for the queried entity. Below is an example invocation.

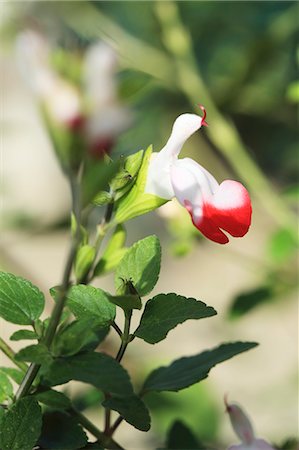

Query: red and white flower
[145,106,252,244]
[225,397,275,450]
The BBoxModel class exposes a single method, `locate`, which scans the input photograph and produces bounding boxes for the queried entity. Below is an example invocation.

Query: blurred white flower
[225,397,275,450]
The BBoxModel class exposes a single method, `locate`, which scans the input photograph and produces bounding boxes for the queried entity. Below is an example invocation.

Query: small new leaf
[0,372,13,402]
[108,294,142,311]
[94,224,127,277]
[115,235,161,296]
[16,344,53,366]
[10,330,38,341]
[0,272,44,325]
[103,395,151,431]
[35,390,71,410]
[0,397,42,450]
[135,293,217,344]
[74,244,96,282]
[143,342,258,393]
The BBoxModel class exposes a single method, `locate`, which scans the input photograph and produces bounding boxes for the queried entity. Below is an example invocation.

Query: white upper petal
[170,158,219,221]
[145,113,204,199]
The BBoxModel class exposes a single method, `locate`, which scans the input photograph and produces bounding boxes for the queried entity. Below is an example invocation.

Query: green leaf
[16,344,53,365]
[10,329,38,341]
[166,420,205,449]
[82,159,120,205]
[35,390,71,410]
[38,411,87,450]
[135,293,217,344]
[0,397,42,450]
[228,287,273,319]
[74,244,96,282]
[0,367,24,385]
[94,224,127,277]
[108,294,142,311]
[103,395,151,431]
[143,342,258,393]
[115,146,167,224]
[66,284,116,326]
[0,372,13,402]
[125,150,144,178]
[43,352,134,397]
[52,319,109,356]
[0,272,45,325]
[115,235,161,296]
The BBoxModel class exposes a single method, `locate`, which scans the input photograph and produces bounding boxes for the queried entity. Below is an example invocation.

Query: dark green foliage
[228,287,273,318]
[143,342,258,393]
[0,397,42,450]
[135,293,216,344]
[103,395,151,431]
[37,411,87,450]
[165,420,205,449]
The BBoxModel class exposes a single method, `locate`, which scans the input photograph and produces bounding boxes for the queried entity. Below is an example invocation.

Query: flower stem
[15,172,82,400]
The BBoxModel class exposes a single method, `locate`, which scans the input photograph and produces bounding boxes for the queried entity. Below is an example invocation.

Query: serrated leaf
[135,293,217,344]
[38,411,87,450]
[166,420,205,449]
[43,352,134,397]
[0,397,42,450]
[0,272,44,325]
[115,235,161,296]
[16,344,53,365]
[35,390,71,410]
[94,224,127,277]
[0,372,13,402]
[53,319,109,356]
[0,367,25,385]
[66,284,116,326]
[108,294,142,310]
[115,146,167,223]
[10,329,38,341]
[74,244,96,282]
[143,342,258,393]
[103,394,151,431]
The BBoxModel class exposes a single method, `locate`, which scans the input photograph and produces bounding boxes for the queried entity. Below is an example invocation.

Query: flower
[145,106,252,244]
[225,397,275,450]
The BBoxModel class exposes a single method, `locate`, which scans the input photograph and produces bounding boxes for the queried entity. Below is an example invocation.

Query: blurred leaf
[115,235,161,296]
[66,284,116,327]
[0,272,44,325]
[277,438,299,450]
[286,81,299,103]
[0,397,42,450]
[10,330,38,341]
[135,293,216,344]
[115,146,167,223]
[103,395,151,431]
[143,342,258,393]
[53,319,109,356]
[93,191,112,206]
[72,388,104,411]
[94,224,127,276]
[0,367,24,385]
[74,244,96,282]
[35,390,71,410]
[108,294,142,311]
[81,159,120,206]
[16,344,53,366]
[38,411,87,450]
[228,287,273,319]
[165,420,205,449]
[0,372,13,402]
[43,352,134,397]
[267,228,298,264]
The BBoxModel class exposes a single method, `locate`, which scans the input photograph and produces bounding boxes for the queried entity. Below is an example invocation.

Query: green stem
[15,172,82,400]
[0,337,28,372]
[69,407,125,450]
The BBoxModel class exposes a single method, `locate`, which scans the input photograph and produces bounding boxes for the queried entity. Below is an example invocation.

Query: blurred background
[0,1,298,449]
